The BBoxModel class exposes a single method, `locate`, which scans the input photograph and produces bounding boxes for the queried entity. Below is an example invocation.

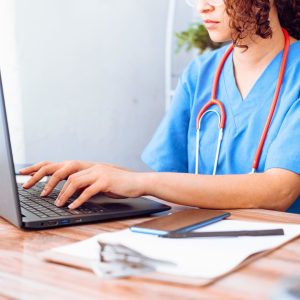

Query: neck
[233,27,285,68]
[232,6,286,69]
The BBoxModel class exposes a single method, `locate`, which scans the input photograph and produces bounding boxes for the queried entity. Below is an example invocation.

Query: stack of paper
[41,220,300,284]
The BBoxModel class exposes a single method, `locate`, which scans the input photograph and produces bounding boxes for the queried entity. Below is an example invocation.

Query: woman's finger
[68,183,101,209]
[23,164,59,189]
[56,167,95,199]
[40,166,76,196]
[19,161,51,175]
[55,175,94,207]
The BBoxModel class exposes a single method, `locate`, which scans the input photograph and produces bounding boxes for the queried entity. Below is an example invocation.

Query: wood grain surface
[1,202,300,300]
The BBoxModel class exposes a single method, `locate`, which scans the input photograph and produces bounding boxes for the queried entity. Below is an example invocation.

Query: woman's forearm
[141,170,300,211]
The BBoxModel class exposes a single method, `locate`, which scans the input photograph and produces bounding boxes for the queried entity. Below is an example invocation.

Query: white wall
[0,0,194,170]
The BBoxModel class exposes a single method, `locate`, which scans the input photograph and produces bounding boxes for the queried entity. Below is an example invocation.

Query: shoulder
[284,40,300,98]
[272,41,300,123]
[179,45,230,98]
[287,40,300,68]
[181,44,229,84]
[284,40,300,79]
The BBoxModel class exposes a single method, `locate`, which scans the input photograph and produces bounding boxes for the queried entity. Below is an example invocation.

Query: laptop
[0,72,171,229]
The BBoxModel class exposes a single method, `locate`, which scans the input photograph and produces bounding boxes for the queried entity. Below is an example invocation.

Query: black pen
[160,229,284,238]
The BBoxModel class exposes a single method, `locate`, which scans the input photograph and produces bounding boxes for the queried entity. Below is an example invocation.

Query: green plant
[176,23,223,54]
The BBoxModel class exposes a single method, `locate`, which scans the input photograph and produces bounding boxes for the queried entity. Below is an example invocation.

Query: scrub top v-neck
[142,41,300,212]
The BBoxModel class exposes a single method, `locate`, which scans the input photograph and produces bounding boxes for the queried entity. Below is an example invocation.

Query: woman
[21,0,300,212]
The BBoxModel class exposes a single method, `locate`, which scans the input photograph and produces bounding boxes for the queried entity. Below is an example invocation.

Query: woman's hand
[19,160,145,209]
[20,160,97,195]
[54,164,145,209]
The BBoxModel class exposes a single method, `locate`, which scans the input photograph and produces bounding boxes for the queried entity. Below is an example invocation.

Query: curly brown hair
[225,0,300,47]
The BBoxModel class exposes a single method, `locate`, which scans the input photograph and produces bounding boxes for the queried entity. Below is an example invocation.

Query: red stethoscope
[195,28,290,175]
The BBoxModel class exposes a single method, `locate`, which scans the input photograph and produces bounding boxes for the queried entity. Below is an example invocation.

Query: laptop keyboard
[18,183,105,218]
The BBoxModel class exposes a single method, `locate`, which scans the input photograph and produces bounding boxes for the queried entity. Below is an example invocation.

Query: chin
[207,31,231,44]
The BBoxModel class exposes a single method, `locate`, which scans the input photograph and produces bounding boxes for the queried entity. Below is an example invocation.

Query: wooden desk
[1,206,300,300]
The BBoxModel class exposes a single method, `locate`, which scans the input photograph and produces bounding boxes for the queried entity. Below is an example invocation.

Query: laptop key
[69,210,81,215]
[18,183,106,217]
[59,212,72,216]
[47,213,59,217]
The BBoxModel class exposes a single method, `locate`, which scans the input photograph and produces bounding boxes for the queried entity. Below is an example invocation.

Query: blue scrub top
[142,41,300,213]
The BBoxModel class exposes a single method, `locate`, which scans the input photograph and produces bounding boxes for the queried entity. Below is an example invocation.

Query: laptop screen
[0,71,22,227]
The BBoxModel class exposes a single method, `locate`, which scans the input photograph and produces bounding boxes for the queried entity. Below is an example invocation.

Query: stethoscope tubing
[195,110,223,175]
[251,29,290,173]
[195,28,290,175]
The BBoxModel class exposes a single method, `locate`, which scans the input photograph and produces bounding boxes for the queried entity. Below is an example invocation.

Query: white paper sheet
[49,220,300,280]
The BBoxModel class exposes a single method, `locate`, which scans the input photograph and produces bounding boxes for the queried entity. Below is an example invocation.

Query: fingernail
[55,198,61,206]
[22,183,28,188]
[40,190,47,197]
[68,203,75,209]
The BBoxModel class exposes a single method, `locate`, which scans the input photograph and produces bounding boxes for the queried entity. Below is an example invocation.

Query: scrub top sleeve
[141,71,193,173]
[265,98,300,174]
